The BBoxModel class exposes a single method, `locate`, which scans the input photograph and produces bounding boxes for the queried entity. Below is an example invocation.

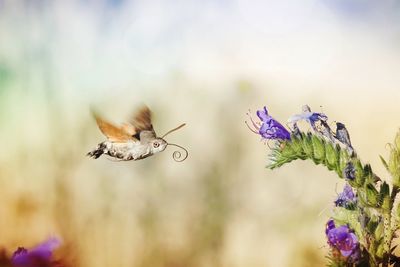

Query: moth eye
[153,142,160,148]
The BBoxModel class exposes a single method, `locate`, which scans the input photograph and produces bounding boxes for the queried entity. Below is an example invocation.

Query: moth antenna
[167,143,188,162]
[161,123,186,138]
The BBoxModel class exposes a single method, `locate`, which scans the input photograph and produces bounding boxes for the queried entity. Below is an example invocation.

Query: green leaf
[380,155,389,172]
[374,220,384,240]
[338,148,349,178]
[280,142,295,158]
[388,149,400,187]
[379,182,391,210]
[365,183,379,207]
[311,135,325,163]
[395,130,400,150]
[325,142,338,171]
[302,133,314,158]
[376,242,384,258]
[289,135,305,158]
[353,160,366,187]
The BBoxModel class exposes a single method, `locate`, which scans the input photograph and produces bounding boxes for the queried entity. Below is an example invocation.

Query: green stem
[268,133,388,265]
[383,211,392,256]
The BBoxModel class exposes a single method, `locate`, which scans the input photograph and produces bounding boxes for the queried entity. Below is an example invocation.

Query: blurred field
[1,1,400,266]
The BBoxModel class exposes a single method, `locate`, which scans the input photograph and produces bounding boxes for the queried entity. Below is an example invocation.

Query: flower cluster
[246,105,354,153]
[257,104,400,266]
[0,238,63,267]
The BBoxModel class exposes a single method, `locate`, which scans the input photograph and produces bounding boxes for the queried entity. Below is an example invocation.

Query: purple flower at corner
[335,183,357,208]
[326,220,360,261]
[246,106,291,140]
[12,237,61,267]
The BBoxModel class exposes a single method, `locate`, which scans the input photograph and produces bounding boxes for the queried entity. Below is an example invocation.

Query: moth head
[158,123,189,162]
[150,138,168,153]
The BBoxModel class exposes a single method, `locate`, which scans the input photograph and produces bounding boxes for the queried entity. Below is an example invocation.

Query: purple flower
[246,106,291,140]
[335,184,357,208]
[287,105,328,132]
[11,237,61,267]
[325,219,336,235]
[326,220,360,260]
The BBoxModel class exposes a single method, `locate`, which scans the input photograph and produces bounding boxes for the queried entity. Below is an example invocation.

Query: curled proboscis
[167,143,188,162]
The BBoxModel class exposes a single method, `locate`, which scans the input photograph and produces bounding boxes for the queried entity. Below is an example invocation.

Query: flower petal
[256,106,269,122]
[248,106,291,141]
[334,184,356,208]
[326,221,359,262]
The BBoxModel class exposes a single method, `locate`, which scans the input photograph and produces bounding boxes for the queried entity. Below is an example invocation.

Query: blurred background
[1,0,400,266]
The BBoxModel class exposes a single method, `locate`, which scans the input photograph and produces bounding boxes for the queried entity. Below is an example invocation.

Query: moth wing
[130,105,155,134]
[93,113,137,142]
[139,130,157,142]
[121,123,136,136]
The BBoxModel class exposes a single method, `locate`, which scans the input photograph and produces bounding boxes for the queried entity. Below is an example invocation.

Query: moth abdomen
[87,142,107,159]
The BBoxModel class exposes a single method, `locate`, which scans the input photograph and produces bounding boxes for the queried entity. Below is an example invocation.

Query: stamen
[245,121,259,134]
[247,114,260,129]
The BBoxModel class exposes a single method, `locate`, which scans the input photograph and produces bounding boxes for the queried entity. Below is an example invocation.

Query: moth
[87,105,188,162]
